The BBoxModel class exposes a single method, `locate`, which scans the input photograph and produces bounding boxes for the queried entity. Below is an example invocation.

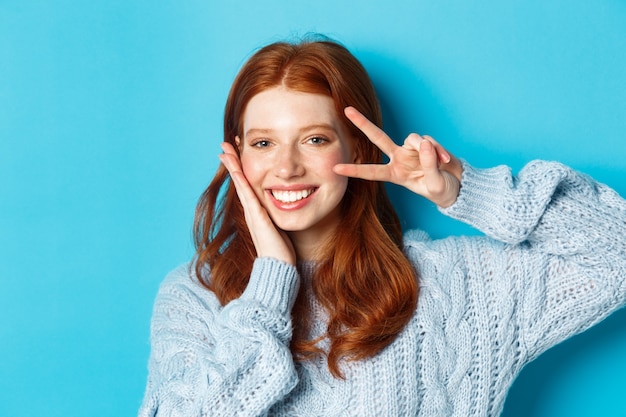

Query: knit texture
[139,161,626,416]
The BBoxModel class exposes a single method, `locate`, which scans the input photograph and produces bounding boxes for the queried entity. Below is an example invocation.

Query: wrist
[240,257,300,314]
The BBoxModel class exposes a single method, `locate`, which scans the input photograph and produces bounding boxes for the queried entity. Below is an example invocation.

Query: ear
[234,136,242,150]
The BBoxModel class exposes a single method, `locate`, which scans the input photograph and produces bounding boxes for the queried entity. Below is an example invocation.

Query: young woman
[138,38,626,416]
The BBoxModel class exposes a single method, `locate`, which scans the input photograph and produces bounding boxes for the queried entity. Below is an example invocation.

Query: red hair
[193,37,418,378]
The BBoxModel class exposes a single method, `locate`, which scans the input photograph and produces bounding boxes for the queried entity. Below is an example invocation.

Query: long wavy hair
[193,37,418,378]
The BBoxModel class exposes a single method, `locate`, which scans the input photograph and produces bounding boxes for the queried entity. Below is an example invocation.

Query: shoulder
[155,261,220,310]
[158,262,197,292]
[402,229,467,263]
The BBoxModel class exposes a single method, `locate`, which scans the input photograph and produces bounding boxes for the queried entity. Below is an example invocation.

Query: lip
[266,185,318,210]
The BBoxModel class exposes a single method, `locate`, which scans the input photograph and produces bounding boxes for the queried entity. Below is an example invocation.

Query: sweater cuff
[439,161,513,233]
[240,257,300,315]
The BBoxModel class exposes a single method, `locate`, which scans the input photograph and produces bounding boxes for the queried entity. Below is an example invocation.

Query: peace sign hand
[334,107,463,208]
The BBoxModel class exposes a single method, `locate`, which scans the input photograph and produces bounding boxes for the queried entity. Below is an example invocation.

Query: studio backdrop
[1,1,625,416]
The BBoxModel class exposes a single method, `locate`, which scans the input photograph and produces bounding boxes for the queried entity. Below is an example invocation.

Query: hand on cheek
[219,141,296,265]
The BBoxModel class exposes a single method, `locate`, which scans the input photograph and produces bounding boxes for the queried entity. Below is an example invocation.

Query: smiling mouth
[271,188,317,203]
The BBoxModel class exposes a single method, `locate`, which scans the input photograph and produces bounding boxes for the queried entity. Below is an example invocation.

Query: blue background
[1,1,625,416]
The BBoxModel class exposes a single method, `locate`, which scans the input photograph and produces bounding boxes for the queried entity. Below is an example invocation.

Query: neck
[288,232,323,262]
[288,226,336,262]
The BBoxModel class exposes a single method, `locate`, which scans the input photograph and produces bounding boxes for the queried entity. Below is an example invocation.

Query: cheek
[239,155,264,188]
[319,148,351,175]
[317,154,350,189]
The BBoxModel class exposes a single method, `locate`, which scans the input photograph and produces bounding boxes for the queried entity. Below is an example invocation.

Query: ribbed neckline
[296,261,318,290]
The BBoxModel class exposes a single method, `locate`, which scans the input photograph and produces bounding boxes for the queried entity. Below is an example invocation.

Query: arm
[139,139,302,416]
[441,161,626,358]
[139,259,300,417]
[337,108,626,359]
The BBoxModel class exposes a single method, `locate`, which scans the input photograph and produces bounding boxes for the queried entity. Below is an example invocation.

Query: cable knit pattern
[139,161,626,417]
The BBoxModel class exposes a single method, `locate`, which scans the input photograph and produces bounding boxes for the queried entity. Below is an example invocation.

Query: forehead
[243,87,340,132]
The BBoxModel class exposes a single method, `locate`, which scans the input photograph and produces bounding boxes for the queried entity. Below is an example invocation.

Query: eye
[251,140,271,148]
[307,136,328,145]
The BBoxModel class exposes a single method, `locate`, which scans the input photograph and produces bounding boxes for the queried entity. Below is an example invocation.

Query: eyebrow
[244,123,339,138]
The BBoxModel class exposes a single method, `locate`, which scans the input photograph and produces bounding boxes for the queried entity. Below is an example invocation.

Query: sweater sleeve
[138,257,300,417]
[441,160,626,360]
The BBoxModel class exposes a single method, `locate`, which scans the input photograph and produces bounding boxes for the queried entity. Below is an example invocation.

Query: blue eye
[253,140,270,148]
[309,136,327,145]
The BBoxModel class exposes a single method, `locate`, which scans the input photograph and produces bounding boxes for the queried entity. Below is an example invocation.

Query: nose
[274,144,305,179]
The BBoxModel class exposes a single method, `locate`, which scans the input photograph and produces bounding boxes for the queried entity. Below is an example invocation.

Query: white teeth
[272,189,315,203]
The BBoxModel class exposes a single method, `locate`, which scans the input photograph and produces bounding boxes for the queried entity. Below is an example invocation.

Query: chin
[274,223,308,233]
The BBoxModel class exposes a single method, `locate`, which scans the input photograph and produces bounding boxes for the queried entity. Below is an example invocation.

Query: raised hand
[334,107,464,208]
[219,141,296,265]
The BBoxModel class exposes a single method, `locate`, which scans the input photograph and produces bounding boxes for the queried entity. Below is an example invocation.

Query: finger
[402,133,426,154]
[333,162,391,182]
[422,135,451,164]
[403,133,451,166]
[218,146,258,206]
[219,143,243,178]
[219,153,246,191]
[418,140,450,199]
[417,140,441,175]
[221,141,239,157]
[344,106,397,156]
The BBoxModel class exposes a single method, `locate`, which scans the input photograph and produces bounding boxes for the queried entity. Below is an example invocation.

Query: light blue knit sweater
[139,161,626,416]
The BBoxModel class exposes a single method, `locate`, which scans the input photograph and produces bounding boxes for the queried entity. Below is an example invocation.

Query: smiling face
[239,87,357,258]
